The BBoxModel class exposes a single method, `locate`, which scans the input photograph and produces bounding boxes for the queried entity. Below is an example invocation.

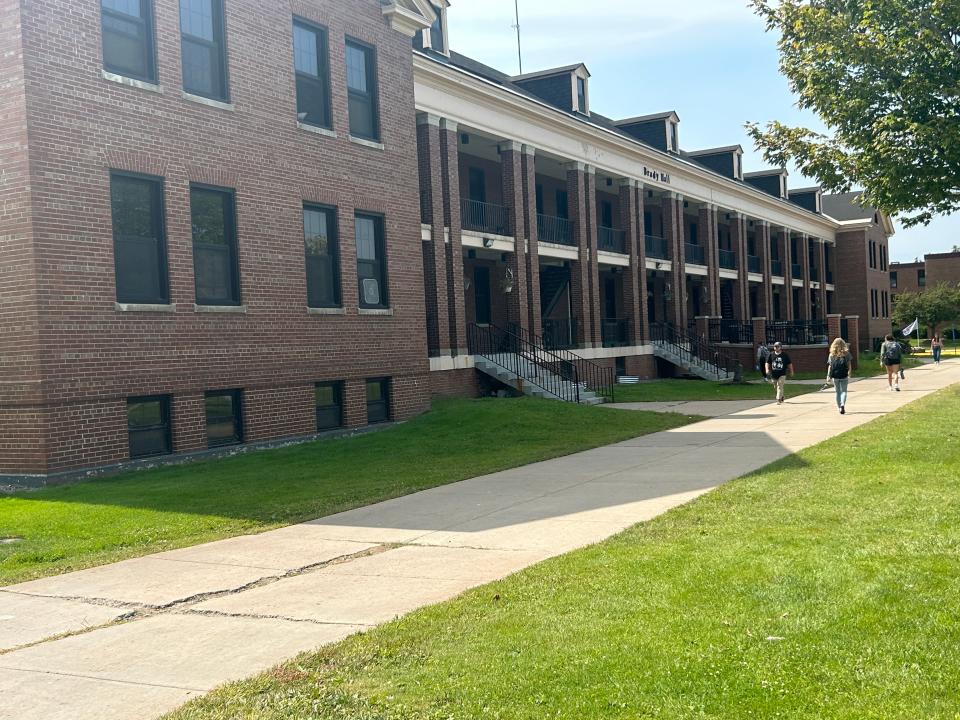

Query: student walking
[765,341,794,405]
[756,341,772,382]
[880,334,902,391]
[931,334,943,365]
[826,338,853,414]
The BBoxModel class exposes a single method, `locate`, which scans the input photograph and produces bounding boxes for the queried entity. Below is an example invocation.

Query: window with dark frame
[891,271,898,288]
[191,185,241,306]
[127,395,172,459]
[345,38,379,141]
[366,378,390,424]
[428,5,444,52]
[315,382,343,431]
[102,0,157,83]
[356,213,388,309]
[304,204,341,308]
[576,76,586,113]
[179,0,229,101]
[919,269,926,287]
[204,389,243,447]
[110,172,169,305]
[293,18,332,129]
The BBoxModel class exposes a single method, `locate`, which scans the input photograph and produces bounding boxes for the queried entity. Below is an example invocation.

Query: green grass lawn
[611,378,817,403]
[167,384,960,720]
[0,398,697,586]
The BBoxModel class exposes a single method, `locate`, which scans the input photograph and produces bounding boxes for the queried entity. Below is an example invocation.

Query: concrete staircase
[475,354,605,405]
[649,324,741,382]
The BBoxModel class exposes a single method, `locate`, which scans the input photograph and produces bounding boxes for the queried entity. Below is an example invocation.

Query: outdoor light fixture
[461,133,470,145]
[463,274,471,291]
[501,267,515,293]
[482,237,494,248]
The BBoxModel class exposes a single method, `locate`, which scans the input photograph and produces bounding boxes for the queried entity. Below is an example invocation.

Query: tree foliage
[748,0,960,226]
[892,283,960,332]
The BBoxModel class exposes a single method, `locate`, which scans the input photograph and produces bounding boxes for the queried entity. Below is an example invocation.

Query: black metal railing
[747,255,761,273]
[719,249,737,270]
[461,198,510,236]
[598,226,627,254]
[601,318,630,347]
[719,319,754,344]
[685,243,705,265]
[651,323,742,382]
[645,234,670,260]
[771,259,784,276]
[791,263,803,279]
[542,317,578,350]
[496,321,616,401]
[766,320,829,346]
[537,214,574,246]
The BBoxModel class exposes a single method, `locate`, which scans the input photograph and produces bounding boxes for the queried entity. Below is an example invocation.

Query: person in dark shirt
[765,341,794,405]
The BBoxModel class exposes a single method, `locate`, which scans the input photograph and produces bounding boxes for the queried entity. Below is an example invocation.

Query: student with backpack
[879,334,902,391]
[765,341,794,404]
[826,338,853,414]
[756,342,772,382]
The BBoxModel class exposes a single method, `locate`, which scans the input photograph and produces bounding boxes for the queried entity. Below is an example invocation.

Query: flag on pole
[901,318,920,336]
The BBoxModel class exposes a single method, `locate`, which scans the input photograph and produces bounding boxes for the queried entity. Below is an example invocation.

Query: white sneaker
[895,384,901,392]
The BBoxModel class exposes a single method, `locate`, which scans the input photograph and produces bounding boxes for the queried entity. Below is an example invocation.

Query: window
[191,185,241,306]
[669,123,679,152]
[345,39,379,141]
[366,378,390,424]
[689,223,698,246]
[205,389,243,447]
[102,0,157,82]
[179,0,228,101]
[356,213,388,309]
[428,5,445,52]
[919,269,926,287]
[643,210,653,236]
[315,382,343,431]
[576,76,586,113]
[890,271,898,289]
[556,190,569,220]
[110,172,169,304]
[127,395,172,458]
[600,200,614,229]
[304,204,340,308]
[293,19,331,129]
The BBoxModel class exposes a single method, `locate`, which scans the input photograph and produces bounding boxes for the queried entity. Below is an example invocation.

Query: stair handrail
[650,323,742,382]
[469,322,585,403]
[506,322,615,402]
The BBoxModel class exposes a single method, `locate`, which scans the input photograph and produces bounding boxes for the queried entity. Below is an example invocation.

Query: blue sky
[446,0,959,262]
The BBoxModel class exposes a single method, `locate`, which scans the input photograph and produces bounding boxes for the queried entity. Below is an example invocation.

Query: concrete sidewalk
[1,361,957,720]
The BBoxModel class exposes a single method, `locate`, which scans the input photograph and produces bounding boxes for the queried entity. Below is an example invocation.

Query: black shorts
[883,358,900,367]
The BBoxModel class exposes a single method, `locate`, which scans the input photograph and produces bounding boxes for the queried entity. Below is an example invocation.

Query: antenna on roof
[513,0,523,74]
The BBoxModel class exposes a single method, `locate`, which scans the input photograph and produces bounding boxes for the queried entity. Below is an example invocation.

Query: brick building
[0,0,887,480]
[890,251,960,298]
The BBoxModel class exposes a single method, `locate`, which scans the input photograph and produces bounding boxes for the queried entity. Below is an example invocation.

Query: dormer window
[421,1,448,55]
[576,76,587,113]
[781,176,787,198]
[669,122,679,153]
[735,153,742,180]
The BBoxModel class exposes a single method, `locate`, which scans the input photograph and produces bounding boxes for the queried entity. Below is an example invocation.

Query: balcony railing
[461,198,510,236]
[747,255,761,273]
[771,259,784,276]
[791,263,803,278]
[598,226,626,254]
[537,214,575,246]
[645,234,670,260]
[766,320,829,346]
[810,266,819,282]
[542,317,578,350]
[685,243,705,265]
[715,318,753,344]
[601,318,630,347]
[719,249,737,270]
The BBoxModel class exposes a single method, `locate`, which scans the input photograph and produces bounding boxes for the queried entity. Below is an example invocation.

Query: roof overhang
[382,0,435,36]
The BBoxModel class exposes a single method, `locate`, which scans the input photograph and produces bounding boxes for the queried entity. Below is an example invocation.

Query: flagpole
[916,317,921,356]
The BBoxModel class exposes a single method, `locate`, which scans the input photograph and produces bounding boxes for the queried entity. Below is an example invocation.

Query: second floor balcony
[598,226,626,254]
[685,243,705,265]
[645,234,670,260]
[537,214,575,246]
[747,255,761,273]
[719,249,737,270]
[461,198,509,236]
[771,259,784,276]
[792,262,803,278]
[810,266,819,282]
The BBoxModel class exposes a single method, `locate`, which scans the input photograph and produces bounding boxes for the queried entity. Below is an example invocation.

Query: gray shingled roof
[822,191,875,221]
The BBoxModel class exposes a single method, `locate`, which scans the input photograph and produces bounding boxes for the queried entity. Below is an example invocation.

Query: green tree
[748,0,960,226]
[892,283,960,334]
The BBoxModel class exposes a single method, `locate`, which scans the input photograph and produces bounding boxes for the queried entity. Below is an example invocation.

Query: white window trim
[570,70,590,115]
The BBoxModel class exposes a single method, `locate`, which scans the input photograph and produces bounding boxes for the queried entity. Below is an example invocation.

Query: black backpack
[882,342,902,363]
[830,355,849,379]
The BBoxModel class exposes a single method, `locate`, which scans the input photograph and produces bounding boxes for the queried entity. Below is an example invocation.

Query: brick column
[846,315,861,366]
[662,192,686,328]
[827,313,842,343]
[500,141,529,332]
[817,238,828,321]
[619,178,642,345]
[521,145,542,337]
[781,228,794,320]
[566,161,592,347]
[695,315,711,341]
[700,203,720,317]
[440,119,468,354]
[635,182,650,343]
[584,166,601,346]
[416,113,450,357]
[799,233,812,320]
[730,212,749,321]
[752,317,768,357]
[756,220,773,320]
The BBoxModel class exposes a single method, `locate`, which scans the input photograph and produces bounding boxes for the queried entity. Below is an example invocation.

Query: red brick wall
[926,253,960,289]
[9,0,430,475]
[429,369,479,398]
[834,226,891,350]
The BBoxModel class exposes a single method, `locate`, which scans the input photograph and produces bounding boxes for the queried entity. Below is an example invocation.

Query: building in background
[0,0,886,480]
[890,251,960,298]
